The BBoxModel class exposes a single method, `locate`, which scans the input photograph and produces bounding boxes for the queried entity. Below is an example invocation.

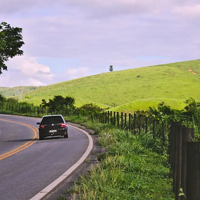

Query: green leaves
[0,21,24,74]
[40,95,75,113]
[178,188,186,198]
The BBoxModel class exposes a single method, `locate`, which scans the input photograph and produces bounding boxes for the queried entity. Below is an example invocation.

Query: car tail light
[61,123,66,128]
[40,125,45,129]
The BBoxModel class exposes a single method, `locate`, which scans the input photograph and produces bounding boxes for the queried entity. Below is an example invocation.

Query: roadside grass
[21,59,200,112]
[59,115,174,200]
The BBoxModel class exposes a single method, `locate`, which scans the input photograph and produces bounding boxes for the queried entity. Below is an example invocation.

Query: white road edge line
[30,125,94,200]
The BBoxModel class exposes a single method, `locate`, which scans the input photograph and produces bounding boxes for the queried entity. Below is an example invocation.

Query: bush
[80,103,103,115]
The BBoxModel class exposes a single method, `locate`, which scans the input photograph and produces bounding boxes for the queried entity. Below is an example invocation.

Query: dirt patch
[188,69,199,75]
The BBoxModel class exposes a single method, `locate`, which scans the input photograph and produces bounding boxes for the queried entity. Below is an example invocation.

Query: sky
[0,0,200,87]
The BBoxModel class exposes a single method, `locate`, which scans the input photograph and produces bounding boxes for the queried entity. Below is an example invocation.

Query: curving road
[0,114,92,200]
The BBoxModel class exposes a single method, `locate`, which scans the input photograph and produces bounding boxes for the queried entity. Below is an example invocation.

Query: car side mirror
[37,122,40,125]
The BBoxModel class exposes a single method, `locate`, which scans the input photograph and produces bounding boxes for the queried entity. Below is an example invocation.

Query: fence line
[169,122,200,200]
[1,103,200,199]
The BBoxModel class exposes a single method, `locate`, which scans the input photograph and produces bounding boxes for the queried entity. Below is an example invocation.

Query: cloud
[0,68,46,87]
[173,4,200,18]
[0,0,40,15]
[0,0,186,18]
[1,0,200,19]
[0,55,54,87]
[0,0,200,88]
[0,55,90,87]
[7,56,53,78]
[53,67,90,82]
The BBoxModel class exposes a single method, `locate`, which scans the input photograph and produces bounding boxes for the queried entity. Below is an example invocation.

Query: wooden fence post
[186,142,200,200]
[114,112,116,126]
[145,116,148,133]
[125,113,127,129]
[176,124,182,200]
[173,122,181,193]
[121,112,123,129]
[117,112,119,128]
[139,115,142,134]
[168,122,181,193]
[129,114,131,132]
[181,127,194,199]
[134,114,137,134]
[169,122,175,170]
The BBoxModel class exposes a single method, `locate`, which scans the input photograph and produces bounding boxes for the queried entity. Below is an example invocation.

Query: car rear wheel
[64,132,68,138]
[39,133,44,140]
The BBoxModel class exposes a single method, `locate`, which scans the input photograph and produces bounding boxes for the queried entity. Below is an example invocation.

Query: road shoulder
[43,122,105,200]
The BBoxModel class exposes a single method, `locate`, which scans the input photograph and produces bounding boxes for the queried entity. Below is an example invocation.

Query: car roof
[42,114,63,118]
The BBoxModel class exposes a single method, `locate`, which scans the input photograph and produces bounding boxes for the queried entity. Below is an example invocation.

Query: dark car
[37,115,68,140]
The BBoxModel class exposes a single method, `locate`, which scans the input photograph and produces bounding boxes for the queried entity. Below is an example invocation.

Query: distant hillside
[0,86,40,99]
[22,59,200,111]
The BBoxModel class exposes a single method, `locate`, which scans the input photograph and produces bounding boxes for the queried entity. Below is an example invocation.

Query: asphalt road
[0,114,90,200]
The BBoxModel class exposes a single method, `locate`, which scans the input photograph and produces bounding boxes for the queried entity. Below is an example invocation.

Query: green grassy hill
[0,86,40,99]
[22,59,200,111]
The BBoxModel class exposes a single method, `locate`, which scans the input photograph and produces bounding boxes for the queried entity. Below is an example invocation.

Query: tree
[40,99,48,108]
[109,65,113,72]
[0,22,24,74]
[64,96,75,108]
[6,97,18,105]
[80,103,103,114]
[0,94,5,102]
[40,95,75,113]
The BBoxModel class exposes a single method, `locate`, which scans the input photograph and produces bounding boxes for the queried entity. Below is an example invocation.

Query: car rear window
[41,116,64,125]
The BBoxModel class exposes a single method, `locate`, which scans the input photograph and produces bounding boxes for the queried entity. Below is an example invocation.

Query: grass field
[110,98,187,113]
[20,59,200,111]
[0,86,40,99]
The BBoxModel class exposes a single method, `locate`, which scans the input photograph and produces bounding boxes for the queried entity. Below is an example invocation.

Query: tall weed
[63,116,174,200]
